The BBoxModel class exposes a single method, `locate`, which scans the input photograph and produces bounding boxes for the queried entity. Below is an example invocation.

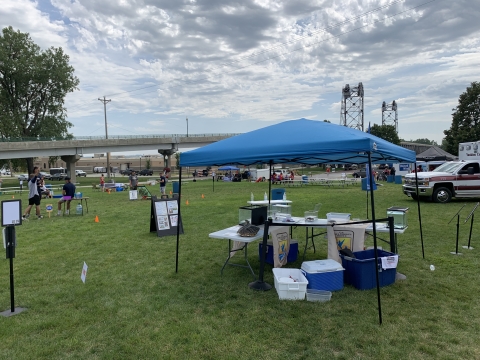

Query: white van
[93,167,107,173]
[49,167,67,175]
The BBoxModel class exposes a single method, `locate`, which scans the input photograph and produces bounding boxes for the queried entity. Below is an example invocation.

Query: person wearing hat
[57,176,76,216]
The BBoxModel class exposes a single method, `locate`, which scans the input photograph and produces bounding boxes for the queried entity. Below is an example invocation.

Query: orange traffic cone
[186,200,189,205]
[201,194,205,199]
[170,191,172,195]
[94,215,99,223]
[12,195,14,199]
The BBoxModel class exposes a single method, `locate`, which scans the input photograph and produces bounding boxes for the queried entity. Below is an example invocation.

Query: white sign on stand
[129,190,138,200]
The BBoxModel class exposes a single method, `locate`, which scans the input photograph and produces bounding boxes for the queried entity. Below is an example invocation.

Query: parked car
[40,172,52,180]
[139,169,153,176]
[52,172,67,180]
[120,169,136,176]
[344,164,358,170]
[18,174,29,181]
[75,170,87,177]
[352,169,367,178]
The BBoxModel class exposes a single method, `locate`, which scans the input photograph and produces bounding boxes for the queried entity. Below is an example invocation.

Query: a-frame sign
[150,196,184,237]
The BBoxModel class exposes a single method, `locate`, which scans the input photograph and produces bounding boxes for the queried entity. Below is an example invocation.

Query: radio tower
[381,100,398,132]
[340,82,364,131]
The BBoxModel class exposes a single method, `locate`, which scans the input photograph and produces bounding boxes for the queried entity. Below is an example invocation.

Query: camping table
[365,223,407,253]
[247,200,292,206]
[62,197,90,215]
[209,225,265,279]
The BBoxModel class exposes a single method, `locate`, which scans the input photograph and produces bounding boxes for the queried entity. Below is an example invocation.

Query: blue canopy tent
[177,119,419,324]
[218,165,240,171]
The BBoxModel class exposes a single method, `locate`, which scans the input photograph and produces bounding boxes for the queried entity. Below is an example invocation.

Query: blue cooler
[259,240,298,265]
[340,249,398,290]
[394,175,402,184]
[301,259,344,291]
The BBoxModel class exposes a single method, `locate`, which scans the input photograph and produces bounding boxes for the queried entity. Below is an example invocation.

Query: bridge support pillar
[158,149,176,169]
[61,155,81,184]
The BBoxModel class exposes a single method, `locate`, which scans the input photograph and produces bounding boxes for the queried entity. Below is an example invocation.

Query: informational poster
[150,196,183,237]
[2,200,22,226]
[129,190,138,200]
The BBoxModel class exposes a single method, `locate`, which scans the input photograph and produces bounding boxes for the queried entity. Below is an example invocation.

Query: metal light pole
[186,116,189,137]
[140,156,142,171]
[98,96,111,179]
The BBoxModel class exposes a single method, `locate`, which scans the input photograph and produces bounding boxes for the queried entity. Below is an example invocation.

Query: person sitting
[56,177,76,216]
[271,173,277,184]
[39,177,52,198]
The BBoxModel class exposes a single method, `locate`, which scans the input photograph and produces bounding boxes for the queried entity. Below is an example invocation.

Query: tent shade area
[180,119,416,167]
[218,165,240,171]
[177,118,417,325]
[416,146,457,162]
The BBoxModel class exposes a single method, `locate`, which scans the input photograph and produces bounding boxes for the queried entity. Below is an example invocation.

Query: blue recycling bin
[387,175,394,183]
[302,175,308,184]
[271,188,285,200]
[395,175,403,184]
[172,181,179,194]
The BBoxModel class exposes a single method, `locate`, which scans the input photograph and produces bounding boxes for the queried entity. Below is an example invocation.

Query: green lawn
[0,179,479,359]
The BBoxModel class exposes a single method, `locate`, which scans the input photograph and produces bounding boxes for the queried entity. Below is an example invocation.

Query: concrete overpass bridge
[0,133,238,182]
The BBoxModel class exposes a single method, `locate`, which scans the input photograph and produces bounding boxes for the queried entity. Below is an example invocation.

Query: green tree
[0,26,79,173]
[368,124,400,145]
[443,82,480,156]
[145,157,151,169]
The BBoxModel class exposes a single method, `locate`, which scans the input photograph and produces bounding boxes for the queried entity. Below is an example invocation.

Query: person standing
[57,177,76,216]
[22,172,43,220]
[129,171,138,190]
[100,174,105,192]
[160,172,166,195]
[390,166,396,176]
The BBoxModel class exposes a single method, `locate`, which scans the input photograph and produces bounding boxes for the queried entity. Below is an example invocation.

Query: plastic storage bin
[271,188,286,201]
[326,212,351,222]
[272,268,308,300]
[306,289,332,302]
[340,249,398,290]
[301,259,344,291]
[75,192,83,198]
[259,240,298,265]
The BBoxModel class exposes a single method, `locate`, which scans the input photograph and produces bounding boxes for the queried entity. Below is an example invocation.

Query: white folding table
[209,225,264,279]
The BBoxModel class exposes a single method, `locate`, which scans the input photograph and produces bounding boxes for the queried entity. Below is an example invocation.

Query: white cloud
[1,0,480,144]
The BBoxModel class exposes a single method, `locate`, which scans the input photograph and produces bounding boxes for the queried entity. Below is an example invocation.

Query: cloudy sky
[1,0,479,146]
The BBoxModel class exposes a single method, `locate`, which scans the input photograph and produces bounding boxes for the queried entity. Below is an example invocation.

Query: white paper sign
[129,190,138,200]
[81,262,88,283]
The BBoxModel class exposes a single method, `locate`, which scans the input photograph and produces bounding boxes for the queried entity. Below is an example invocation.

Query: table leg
[84,198,89,213]
[221,239,256,279]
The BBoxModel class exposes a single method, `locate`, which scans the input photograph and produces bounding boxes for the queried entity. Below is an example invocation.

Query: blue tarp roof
[180,119,416,167]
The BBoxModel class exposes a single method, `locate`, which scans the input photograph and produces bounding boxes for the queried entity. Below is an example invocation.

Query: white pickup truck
[403,161,480,203]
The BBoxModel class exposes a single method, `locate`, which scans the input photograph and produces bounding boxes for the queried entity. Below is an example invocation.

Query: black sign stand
[1,199,26,317]
[463,202,479,250]
[150,195,184,237]
[448,204,466,255]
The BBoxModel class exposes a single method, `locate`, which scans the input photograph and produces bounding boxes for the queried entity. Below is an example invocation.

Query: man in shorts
[22,171,43,220]
[57,177,76,216]
[129,171,138,190]
[160,172,166,195]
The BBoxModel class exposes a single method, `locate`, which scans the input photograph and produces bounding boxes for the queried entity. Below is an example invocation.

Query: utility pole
[98,96,112,179]
[186,116,189,137]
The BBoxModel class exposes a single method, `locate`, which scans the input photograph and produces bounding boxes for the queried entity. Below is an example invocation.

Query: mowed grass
[0,178,480,359]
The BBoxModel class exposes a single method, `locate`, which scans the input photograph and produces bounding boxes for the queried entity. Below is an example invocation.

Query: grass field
[0,177,479,359]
